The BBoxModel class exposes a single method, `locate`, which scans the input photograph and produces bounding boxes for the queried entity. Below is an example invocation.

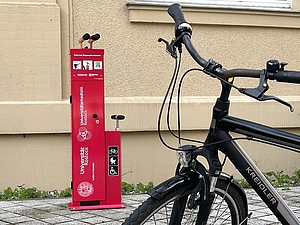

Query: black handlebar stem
[203,59,224,77]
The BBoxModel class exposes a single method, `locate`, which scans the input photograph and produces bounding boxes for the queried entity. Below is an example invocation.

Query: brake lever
[258,94,294,112]
[239,70,268,98]
[239,70,294,112]
[158,38,178,58]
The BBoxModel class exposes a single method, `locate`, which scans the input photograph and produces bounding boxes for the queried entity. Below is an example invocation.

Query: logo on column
[77,181,94,197]
[108,146,119,176]
[77,127,92,142]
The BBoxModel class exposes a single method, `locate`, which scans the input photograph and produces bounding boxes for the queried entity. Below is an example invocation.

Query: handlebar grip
[168,4,187,30]
[272,70,300,84]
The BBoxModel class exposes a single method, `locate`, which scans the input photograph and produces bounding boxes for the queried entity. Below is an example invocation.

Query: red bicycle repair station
[68,48,124,210]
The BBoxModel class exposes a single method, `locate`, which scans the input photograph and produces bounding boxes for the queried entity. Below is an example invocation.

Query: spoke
[219,214,232,224]
[183,208,197,224]
[212,208,230,222]
[211,182,232,224]
[164,206,169,224]
[212,197,226,223]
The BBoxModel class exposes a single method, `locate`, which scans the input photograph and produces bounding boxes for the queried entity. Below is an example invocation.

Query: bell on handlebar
[266,60,288,73]
[266,60,279,73]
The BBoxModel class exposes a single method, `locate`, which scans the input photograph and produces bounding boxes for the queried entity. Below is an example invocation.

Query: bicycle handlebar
[167,3,300,84]
[167,3,188,32]
[269,70,300,83]
[182,35,208,70]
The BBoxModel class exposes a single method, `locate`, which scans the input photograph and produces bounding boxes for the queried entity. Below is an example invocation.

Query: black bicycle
[123,3,300,225]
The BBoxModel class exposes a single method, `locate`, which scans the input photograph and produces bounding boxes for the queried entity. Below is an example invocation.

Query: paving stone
[0,212,21,219]
[2,204,30,213]
[19,220,48,225]
[82,215,112,224]
[53,209,81,216]
[57,221,90,225]
[1,215,34,224]
[41,215,74,224]
[0,201,20,210]
[65,212,95,220]
[0,221,9,225]
[260,214,279,222]
[96,221,124,225]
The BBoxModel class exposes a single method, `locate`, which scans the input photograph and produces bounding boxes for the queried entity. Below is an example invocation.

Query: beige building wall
[0,0,300,190]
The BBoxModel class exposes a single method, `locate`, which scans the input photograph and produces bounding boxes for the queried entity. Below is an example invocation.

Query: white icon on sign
[110,157,117,165]
[77,127,92,142]
[83,60,93,70]
[94,61,102,70]
[73,61,82,70]
[110,167,117,175]
[77,181,94,197]
[109,148,118,155]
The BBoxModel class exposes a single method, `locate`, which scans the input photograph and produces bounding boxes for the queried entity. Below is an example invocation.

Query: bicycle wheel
[123,179,247,225]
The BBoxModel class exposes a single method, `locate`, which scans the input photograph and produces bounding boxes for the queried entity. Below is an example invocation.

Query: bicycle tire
[122,179,248,225]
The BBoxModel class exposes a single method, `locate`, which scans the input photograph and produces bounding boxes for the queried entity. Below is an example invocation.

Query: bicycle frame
[218,119,300,224]
[205,81,300,224]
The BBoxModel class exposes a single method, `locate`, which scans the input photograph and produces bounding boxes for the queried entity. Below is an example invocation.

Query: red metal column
[105,130,123,206]
[69,48,106,210]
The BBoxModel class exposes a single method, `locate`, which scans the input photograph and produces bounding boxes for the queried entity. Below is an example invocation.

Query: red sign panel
[70,48,104,81]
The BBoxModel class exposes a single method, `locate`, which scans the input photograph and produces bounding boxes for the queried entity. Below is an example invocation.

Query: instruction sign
[108,146,119,176]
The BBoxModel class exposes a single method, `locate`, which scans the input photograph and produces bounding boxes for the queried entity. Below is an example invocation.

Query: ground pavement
[0,186,299,224]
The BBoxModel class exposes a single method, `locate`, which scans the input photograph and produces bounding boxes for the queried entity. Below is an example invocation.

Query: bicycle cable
[158,57,257,151]
[173,66,244,146]
[157,54,182,151]
[250,137,300,154]
[176,68,206,145]
[166,53,182,145]
[170,66,244,146]
[158,54,206,150]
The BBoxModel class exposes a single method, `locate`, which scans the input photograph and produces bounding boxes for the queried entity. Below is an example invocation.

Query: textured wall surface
[0,0,299,190]
[0,2,61,101]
